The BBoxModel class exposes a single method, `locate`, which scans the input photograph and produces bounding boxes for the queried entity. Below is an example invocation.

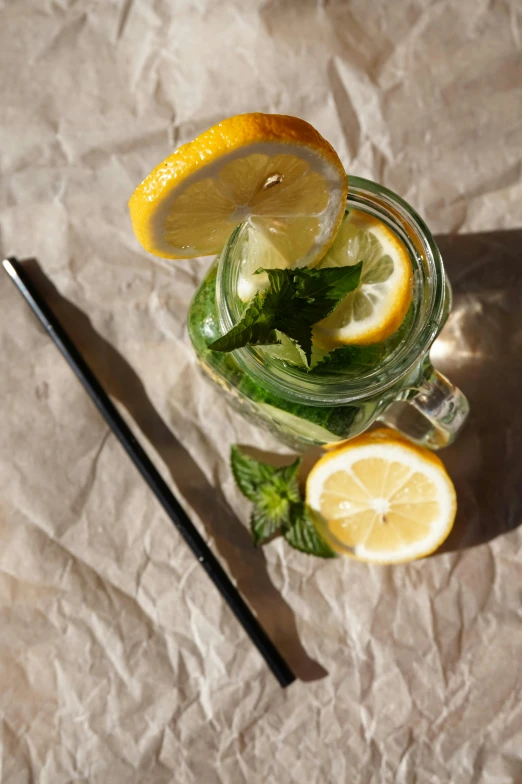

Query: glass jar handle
[380,364,469,449]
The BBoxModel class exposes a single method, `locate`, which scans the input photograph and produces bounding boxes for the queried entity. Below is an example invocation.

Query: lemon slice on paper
[313,210,413,347]
[306,429,456,564]
[129,113,347,265]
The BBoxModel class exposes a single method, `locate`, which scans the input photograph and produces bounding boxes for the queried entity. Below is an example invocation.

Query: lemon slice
[129,113,347,265]
[236,228,289,302]
[313,210,413,347]
[306,429,456,564]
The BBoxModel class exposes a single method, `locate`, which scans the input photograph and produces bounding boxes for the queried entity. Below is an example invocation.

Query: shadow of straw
[19,259,327,682]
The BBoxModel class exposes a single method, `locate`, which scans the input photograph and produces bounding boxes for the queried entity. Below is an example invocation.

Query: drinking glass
[188,177,469,450]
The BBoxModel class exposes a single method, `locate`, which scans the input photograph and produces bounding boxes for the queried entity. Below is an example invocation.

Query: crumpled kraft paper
[1,1,522,782]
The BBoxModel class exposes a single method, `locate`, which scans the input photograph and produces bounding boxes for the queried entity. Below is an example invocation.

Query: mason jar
[188,177,469,450]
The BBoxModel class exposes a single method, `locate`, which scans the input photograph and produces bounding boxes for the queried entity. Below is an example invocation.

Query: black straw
[3,257,295,688]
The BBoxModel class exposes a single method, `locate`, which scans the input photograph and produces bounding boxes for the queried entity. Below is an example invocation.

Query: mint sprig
[230,446,336,558]
[210,263,362,365]
[285,502,337,558]
[207,291,279,351]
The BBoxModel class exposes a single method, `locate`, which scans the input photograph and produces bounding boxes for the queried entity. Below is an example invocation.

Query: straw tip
[2,257,19,278]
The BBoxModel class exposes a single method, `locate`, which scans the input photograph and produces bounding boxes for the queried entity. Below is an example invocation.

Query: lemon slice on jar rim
[129,113,348,268]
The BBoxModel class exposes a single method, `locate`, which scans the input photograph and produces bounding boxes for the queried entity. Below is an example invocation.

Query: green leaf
[248,458,301,545]
[231,446,337,557]
[291,263,362,306]
[208,292,279,352]
[250,486,291,545]
[277,264,362,363]
[265,331,309,369]
[208,263,362,359]
[250,503,278,545]
[264,268,293,300]
[284,502,337,558]
[274,458,302,503]
[276,315,313,365]
[231,447,302,545]
[230,445,279,501]
[291,264,362,329]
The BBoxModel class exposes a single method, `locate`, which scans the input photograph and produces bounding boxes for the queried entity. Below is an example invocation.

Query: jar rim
[216,176,446,405]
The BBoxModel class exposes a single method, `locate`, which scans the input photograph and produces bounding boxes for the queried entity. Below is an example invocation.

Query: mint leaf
[263,268,293,300]
[208,292,279,352]
[267,331,309,369]
[231,447,301,545]
[230,446,336,556]
[250,503,278,545]
[276,264,362,364]
[230,445,278,501]
[276,315,313,365]
[275,458,302,498]
[209,263,362,363]
[284,502,337,558]
[251,476,298,545]
[292,264,362,311]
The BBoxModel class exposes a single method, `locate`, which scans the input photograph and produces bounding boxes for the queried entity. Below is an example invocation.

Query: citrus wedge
[236,228,289,302]
[129,113,348,265]
[313,210,413,347]
[306,429,456,564]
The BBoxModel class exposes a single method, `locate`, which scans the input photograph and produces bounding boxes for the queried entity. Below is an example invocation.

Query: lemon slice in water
[313,210,413,347]
[236,228,290,302]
